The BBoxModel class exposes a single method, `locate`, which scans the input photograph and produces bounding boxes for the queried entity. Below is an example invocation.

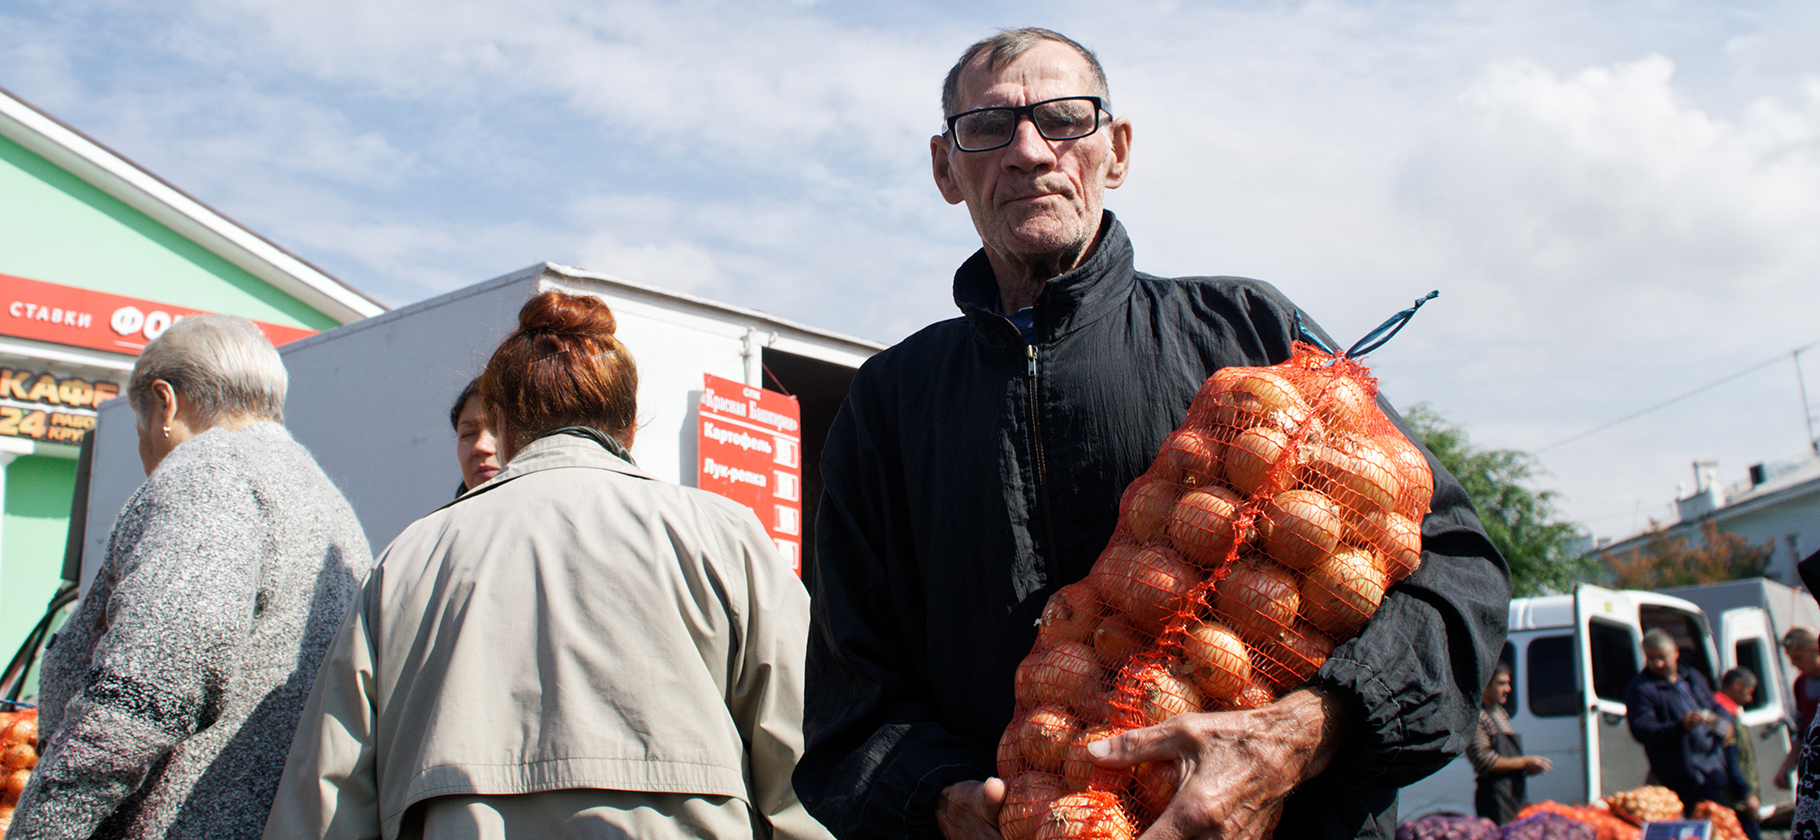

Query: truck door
[1576,585,1652,800]
[1721,607,1793,811]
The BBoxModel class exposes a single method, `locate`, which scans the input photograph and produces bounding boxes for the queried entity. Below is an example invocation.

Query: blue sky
[6,0,1818,547]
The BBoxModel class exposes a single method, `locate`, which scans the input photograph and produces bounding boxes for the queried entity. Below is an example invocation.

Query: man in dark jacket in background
[794,26,1510,840]
[1626,629,1749,815]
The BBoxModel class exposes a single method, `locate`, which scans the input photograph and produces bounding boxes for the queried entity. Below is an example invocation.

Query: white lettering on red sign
[8,301,95,329]
[702,457,768,488]
[109,306,182,341]
[702,421,773,454]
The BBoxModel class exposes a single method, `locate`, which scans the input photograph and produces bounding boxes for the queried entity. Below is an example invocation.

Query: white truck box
[78,263,884,593]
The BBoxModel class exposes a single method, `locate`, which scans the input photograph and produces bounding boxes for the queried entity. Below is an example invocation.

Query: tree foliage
[1402,404,1593,597]
[1605,520,1775,589]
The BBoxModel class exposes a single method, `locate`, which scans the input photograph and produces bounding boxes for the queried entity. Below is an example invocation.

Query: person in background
[1625,629,1749,817]
[1467,664,1552,824]
[1714,668,1762,840]
[1786,551,1820,840]
[449,376,501,494]
[263,291,831,840]
[7,315,374,839]
[1776,625,1820,791]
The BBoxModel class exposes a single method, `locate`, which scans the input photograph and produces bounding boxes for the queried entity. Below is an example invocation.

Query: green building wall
[0,133,337,331]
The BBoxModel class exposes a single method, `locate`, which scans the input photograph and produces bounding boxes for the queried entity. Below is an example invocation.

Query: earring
[162,426,171,436]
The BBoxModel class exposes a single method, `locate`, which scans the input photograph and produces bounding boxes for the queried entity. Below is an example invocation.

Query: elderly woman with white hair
[7,315,373,840]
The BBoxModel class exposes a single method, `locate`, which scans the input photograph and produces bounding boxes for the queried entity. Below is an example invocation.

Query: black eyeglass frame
[942,96,1110,152]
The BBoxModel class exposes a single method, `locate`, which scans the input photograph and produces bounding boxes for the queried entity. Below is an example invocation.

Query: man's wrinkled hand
[938,778,1008,840]
[1084,688,1347,840]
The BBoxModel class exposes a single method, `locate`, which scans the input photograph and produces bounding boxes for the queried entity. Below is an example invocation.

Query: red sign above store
[697,373,804,575]
[1,273,317,355]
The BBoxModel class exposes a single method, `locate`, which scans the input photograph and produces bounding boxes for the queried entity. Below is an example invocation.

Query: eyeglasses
[943,96,1108,152]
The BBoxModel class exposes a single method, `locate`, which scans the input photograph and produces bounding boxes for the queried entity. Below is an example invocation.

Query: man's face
[455,395,501,489]
[1787,642,1820,677]
[931,40,1133,278]
[1722,678,1756,706]
[1645,642,1680,680]
[1483,672,1512,707]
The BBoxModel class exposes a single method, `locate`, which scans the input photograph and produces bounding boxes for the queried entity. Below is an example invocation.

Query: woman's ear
[152,380,180,432]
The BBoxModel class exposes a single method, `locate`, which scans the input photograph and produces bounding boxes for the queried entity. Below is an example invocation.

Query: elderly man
[1625,629,1748,816]
[1775,626,1820,790]
[794,28,1508,840]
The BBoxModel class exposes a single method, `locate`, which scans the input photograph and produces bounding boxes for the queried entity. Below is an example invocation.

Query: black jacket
[1625,665,1746,798]
[795,215,1510,839]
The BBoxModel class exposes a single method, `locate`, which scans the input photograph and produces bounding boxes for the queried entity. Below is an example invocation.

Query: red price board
[697,373,803,575]
[2,273,318,354]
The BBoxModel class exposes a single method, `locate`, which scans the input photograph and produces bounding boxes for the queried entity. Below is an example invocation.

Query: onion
[1154,430,1222,488]
[1038,791,1136,840]
[1015,641,1103,708]
[1132,760,1182,817]
[1224,426,1295,498]
[1213,558,1299,645]
[1166,486,1246,568]
[1001,773,1067,840]
[1377,432,1435,519]
[1227,681,1276,710]
[1301,547,1387,639]
[1131,662,1206,725]
[1093,616,1153,665]
[1180,621,1252,704]
[1253,621,1335,693]
[1090,544,1203,628]
[1039,582,1103,647]
[1303,370,1375,436]
[1007,704,1080,774]
[1120,477,1183,543]
[1261,490,1342,571]
[1345,509,1423,583]
[1302,434,1400,516]
[1061,723,1125,792]
[5,767,27,802]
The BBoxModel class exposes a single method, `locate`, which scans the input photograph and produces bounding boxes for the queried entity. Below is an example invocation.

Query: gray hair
[1642,628,1677,652]
[940,28,1112,118]
[129,314,288,428]
[1721,667,1758,688]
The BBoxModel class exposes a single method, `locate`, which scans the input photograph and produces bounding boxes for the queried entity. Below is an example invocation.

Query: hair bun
[518,290,617,337]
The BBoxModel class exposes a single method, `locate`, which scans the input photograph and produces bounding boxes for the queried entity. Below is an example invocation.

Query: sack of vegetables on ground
[0,708,40,832]
[998,328,1437,840]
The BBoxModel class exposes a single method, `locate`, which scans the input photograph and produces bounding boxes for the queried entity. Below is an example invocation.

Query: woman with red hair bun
[264,291,832,840]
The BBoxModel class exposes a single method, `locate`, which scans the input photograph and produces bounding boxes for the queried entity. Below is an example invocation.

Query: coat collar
[953,211,1136,349]
[449,432,652,507]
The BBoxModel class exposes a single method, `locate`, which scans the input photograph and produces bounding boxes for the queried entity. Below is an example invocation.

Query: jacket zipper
[1027,344,1060,566]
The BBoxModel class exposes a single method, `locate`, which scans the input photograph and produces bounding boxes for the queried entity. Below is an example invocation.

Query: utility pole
[1798,345,1819,457]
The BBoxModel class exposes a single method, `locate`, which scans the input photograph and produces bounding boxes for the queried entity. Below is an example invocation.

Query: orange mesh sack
[1687,801,1745,840]
[999,295,1441,840]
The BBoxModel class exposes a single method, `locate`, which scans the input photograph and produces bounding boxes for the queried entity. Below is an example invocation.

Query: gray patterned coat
[8,422,373,840]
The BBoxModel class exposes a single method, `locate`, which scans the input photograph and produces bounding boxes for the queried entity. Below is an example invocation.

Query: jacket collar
[449,431,652,507]
[953,211,1136,348]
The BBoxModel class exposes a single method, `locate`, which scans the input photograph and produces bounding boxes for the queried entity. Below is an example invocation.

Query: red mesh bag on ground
[998,297,1441,840]
[1687,801,1745,840]
[1514,803,1640,840]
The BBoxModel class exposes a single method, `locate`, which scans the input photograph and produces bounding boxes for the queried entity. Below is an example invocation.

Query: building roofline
[0,85,385,323]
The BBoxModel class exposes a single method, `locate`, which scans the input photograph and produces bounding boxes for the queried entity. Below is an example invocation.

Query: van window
[1732,638,1772,711]
[1589,618,1637,703]
[1527,635,1578,717]
[1639,606,1715,685]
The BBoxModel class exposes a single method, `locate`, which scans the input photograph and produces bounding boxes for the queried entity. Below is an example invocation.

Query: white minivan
[1398,583,1793,820]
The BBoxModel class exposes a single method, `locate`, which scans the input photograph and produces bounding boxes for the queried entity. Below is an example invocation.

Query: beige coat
[262,433,831,840]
